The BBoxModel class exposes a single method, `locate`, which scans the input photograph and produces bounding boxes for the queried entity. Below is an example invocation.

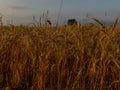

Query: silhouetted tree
[67,19,77,25]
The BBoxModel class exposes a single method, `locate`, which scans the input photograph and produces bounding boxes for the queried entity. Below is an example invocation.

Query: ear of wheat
[87,16,105,29]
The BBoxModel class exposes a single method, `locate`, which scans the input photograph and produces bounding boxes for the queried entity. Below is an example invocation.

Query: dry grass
[0,20,120,90]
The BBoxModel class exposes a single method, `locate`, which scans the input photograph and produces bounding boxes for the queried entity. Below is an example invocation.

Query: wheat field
[0,19,120,90]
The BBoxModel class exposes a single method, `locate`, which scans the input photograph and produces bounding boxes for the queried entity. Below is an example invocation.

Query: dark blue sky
[0,0,120,24]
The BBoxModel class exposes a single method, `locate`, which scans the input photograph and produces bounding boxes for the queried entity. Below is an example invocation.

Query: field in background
[0,20,120,90]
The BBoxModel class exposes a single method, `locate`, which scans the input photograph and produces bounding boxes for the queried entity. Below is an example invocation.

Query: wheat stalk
[111,16,119,33]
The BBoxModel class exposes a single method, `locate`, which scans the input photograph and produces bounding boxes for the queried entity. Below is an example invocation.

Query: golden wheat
[0,20,120,90]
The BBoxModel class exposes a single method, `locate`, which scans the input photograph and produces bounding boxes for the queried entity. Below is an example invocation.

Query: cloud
[8,5,33,10]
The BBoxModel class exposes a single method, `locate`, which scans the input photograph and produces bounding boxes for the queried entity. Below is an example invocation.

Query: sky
[0,0,120,25]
